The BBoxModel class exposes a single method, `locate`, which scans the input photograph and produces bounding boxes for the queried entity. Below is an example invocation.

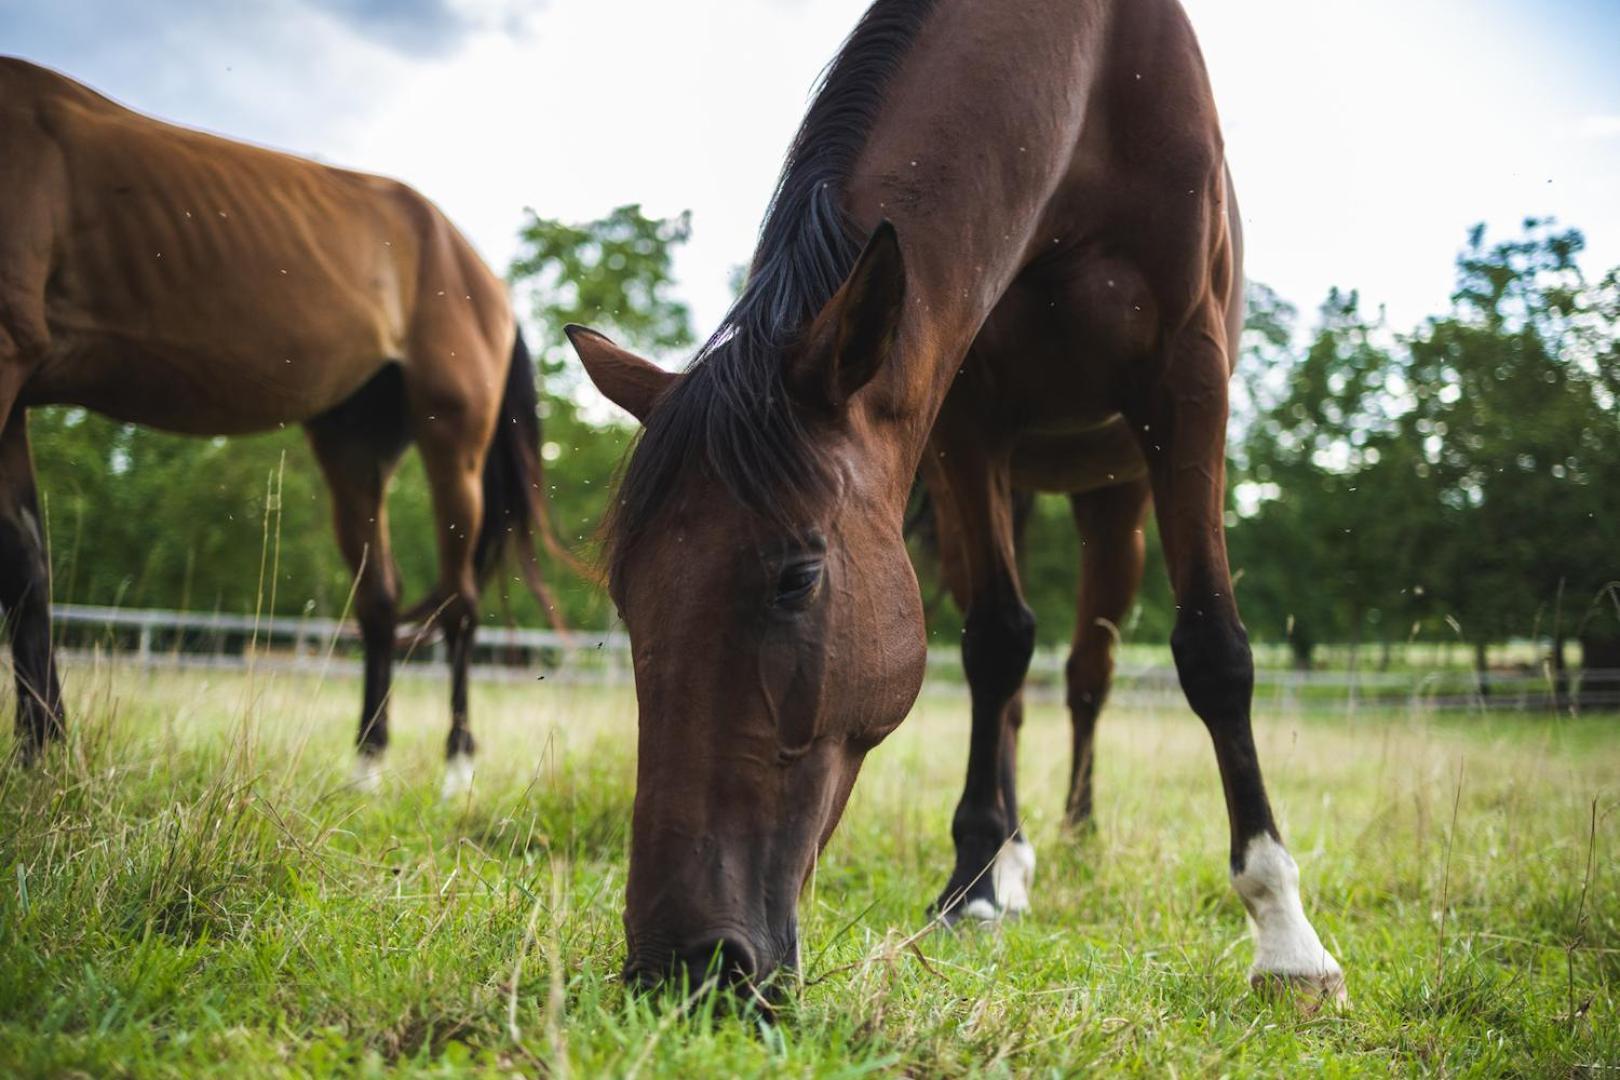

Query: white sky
[7,0,1619,358]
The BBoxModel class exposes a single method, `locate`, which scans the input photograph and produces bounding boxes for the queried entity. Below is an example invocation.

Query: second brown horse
[568,0,1346,1002]
[0,59,566,794]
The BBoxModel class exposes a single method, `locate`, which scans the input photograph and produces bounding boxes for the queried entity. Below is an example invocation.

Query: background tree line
[32,210,1620,682]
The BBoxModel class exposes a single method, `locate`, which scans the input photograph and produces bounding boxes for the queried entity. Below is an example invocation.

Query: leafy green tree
[509,203,693,386]
[38,411,355,618]
[504,203,696,627]
[1405,221,1620,687]
[1230,220,1620,686]
[1228,287,1419,667]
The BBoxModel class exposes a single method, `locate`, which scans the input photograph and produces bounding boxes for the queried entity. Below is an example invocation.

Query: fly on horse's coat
[0,57,571,796]
[568,0,1347,1002]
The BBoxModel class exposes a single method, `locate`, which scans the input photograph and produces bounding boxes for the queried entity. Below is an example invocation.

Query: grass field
[2,660,1617,1076]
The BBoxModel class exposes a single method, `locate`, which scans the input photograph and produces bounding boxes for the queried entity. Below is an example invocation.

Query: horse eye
[773,561,822,607]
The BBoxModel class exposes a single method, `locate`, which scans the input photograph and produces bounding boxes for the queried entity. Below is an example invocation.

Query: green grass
[2,660,1617,1076]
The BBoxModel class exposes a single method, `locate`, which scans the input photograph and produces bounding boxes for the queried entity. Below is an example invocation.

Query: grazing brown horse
[0,58,565,795]
[567,0,1345,1002]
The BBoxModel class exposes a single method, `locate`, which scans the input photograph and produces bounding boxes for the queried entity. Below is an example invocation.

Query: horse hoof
[932,892,1002,928]
[952,897,1001,925]
[1062,813,1098,837]
[351,753,384,794]
[440,752,476,800]
[1249,968,1350,1012]
[992,838,1036,917]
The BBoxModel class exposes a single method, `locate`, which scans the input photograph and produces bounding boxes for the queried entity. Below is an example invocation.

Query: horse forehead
[622,507,762,606]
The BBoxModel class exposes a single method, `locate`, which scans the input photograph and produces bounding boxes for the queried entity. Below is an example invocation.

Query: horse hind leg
[306,368,409,791]
[420,448,482,801]
[922,436,1036,924]
[1062,478,1149,829]
[0,408,64,763]
[405,367,494,801]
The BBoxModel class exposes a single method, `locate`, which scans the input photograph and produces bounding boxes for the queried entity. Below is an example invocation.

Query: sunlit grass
[2,660,1616,1076]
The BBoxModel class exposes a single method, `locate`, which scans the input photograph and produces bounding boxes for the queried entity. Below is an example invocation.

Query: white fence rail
[50,602,631,685]
[45,603,1618,711]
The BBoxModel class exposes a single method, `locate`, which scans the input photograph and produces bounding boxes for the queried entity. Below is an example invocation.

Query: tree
[509,203,693,386]
[1230,221,1620,688]
[504,203,697,627]
[1406,221,1620,693]
[1229,287,1421,668]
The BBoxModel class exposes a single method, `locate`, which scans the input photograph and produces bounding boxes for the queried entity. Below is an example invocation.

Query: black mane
[602,0,937,588]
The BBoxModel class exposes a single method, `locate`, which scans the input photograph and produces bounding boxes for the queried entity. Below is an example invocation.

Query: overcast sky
[5,0,1618,359]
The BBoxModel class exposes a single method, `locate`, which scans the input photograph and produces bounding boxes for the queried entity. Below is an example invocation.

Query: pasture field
[1,661,1617,1077]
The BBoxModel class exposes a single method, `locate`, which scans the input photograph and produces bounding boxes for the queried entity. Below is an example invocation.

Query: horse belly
[28,325,392,436]
[1008,416,1147,495]
[37,232,407,432]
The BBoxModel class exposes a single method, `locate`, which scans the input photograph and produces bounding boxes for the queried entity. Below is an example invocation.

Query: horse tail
[472,327,587,631]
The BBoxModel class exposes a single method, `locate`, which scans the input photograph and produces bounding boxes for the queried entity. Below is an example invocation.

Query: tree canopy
[1230,220,1619,672]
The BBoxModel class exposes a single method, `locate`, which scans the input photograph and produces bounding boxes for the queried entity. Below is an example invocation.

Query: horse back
[2,58,505,433]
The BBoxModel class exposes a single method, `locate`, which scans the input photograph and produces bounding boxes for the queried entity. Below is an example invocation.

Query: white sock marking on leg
[440,752,476,800]
[1232,834,1343,983]
[993,837,1036,915]
[351,753,383,794]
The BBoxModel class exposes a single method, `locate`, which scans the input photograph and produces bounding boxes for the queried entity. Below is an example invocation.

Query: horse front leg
[0,410,64,763]
[1135,312,1346,1005]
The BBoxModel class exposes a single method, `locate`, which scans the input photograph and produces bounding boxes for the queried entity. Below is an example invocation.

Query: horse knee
[1170,613,1253,723]
[1065,637,1114,716]
[962,598,1035,704]
[354,582,397,645]
[438,591,478,643]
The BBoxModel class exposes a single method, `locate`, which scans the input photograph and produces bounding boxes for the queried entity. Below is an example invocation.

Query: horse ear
[565,325,674,424]
[791,220,907,411]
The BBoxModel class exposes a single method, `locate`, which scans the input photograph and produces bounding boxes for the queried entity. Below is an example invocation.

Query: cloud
[4,0,547,66]
[308,0,548,57]
[3,0,548,161]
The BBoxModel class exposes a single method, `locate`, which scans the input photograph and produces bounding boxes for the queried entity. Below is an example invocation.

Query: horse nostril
[681,935,758,987]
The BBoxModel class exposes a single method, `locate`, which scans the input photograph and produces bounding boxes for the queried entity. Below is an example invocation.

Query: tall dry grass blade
[1566,796,1598,1034]
[1435,755,1465,986]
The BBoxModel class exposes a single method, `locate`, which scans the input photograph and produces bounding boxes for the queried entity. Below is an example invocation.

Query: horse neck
[842,0,1118,431]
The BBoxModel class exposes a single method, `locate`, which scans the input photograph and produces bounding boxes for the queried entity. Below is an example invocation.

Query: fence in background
[46,603,1618,712]
[51,603,632,685]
